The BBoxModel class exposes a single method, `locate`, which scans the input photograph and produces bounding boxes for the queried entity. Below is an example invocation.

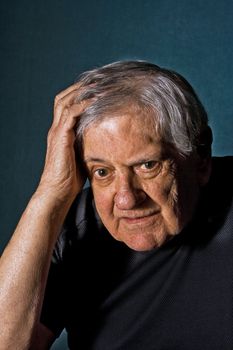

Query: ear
[196,126,213,186]
[197,156,212,187]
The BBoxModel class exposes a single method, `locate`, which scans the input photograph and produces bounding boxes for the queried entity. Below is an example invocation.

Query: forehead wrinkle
[83,99,159,136]
[84,142,163,168]
[89,111,158,139]
[83,111,164,167]
[88,121,158,153]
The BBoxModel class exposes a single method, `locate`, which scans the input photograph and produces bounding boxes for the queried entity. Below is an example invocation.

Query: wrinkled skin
[84,111,211,251]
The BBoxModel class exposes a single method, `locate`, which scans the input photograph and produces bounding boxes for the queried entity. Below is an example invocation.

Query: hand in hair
[37,83,93,205]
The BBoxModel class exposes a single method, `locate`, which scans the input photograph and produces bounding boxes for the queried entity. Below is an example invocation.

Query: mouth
[120,211,158,225]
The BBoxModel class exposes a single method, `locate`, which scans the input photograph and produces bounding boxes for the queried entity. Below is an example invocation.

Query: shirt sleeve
[40,259,66,338]
[40,187,94,337]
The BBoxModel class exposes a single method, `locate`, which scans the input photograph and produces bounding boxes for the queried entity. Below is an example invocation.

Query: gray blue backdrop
[0,1,233,348]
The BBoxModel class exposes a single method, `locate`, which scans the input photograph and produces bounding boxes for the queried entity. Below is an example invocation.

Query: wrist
[30,187,76,224]
[34,182,77,206]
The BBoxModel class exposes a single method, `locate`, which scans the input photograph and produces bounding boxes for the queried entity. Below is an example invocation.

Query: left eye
[140,161,158,170]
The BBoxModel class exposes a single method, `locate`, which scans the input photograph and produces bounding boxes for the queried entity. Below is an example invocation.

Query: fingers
[55,82,81,101]
[58,100,92,130]
[53,83,93,128]
[53,83,81,126]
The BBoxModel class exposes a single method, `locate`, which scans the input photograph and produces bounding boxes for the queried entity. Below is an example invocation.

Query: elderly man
[0,61,232,349]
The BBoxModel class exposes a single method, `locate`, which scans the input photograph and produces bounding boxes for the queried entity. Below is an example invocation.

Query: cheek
[94,190,121,237]
[145,176,177,206]
[93,187,114,218]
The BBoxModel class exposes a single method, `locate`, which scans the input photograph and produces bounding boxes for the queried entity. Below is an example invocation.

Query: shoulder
[208,156,233,200]
[198,156,233,234]
[211,156,233,180]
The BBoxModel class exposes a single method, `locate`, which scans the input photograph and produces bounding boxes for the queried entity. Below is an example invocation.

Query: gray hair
[75,60,212,157]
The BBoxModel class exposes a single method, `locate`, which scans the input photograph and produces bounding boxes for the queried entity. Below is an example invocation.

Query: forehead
[83,110,170,162]
[84,108,157,141]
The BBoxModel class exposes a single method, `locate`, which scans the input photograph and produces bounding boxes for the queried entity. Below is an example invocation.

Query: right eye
[94,168,109,179]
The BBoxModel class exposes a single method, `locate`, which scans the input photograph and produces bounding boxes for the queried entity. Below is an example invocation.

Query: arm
[0,83,90,349]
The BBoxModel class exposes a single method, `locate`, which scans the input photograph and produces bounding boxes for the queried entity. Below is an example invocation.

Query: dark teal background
[0,1,233,348]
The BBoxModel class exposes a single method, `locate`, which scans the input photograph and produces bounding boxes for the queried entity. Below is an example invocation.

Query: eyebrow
[84,154,162,167]
[84,157,108,164]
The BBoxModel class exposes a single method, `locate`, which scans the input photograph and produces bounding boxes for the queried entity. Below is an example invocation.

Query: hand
[37,83,91,205]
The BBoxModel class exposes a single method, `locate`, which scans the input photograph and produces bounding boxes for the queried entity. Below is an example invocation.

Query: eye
[135,160,162,178]
[140,161,158,170]
[94,168,109,178]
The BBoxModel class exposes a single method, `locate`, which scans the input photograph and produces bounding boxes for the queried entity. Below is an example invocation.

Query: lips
[118,209,158,219]
[120,211,159,225]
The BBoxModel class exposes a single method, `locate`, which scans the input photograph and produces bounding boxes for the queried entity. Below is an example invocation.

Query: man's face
[83,111,205,251]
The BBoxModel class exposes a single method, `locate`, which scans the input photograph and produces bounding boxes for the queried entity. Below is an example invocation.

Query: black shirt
[41,157,233,349]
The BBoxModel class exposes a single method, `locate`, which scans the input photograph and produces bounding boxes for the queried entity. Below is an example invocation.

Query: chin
[121,232,168,252]
[108,223,176,251]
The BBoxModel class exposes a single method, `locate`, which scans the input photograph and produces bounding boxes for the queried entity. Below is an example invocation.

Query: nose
[114,176,146,210]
